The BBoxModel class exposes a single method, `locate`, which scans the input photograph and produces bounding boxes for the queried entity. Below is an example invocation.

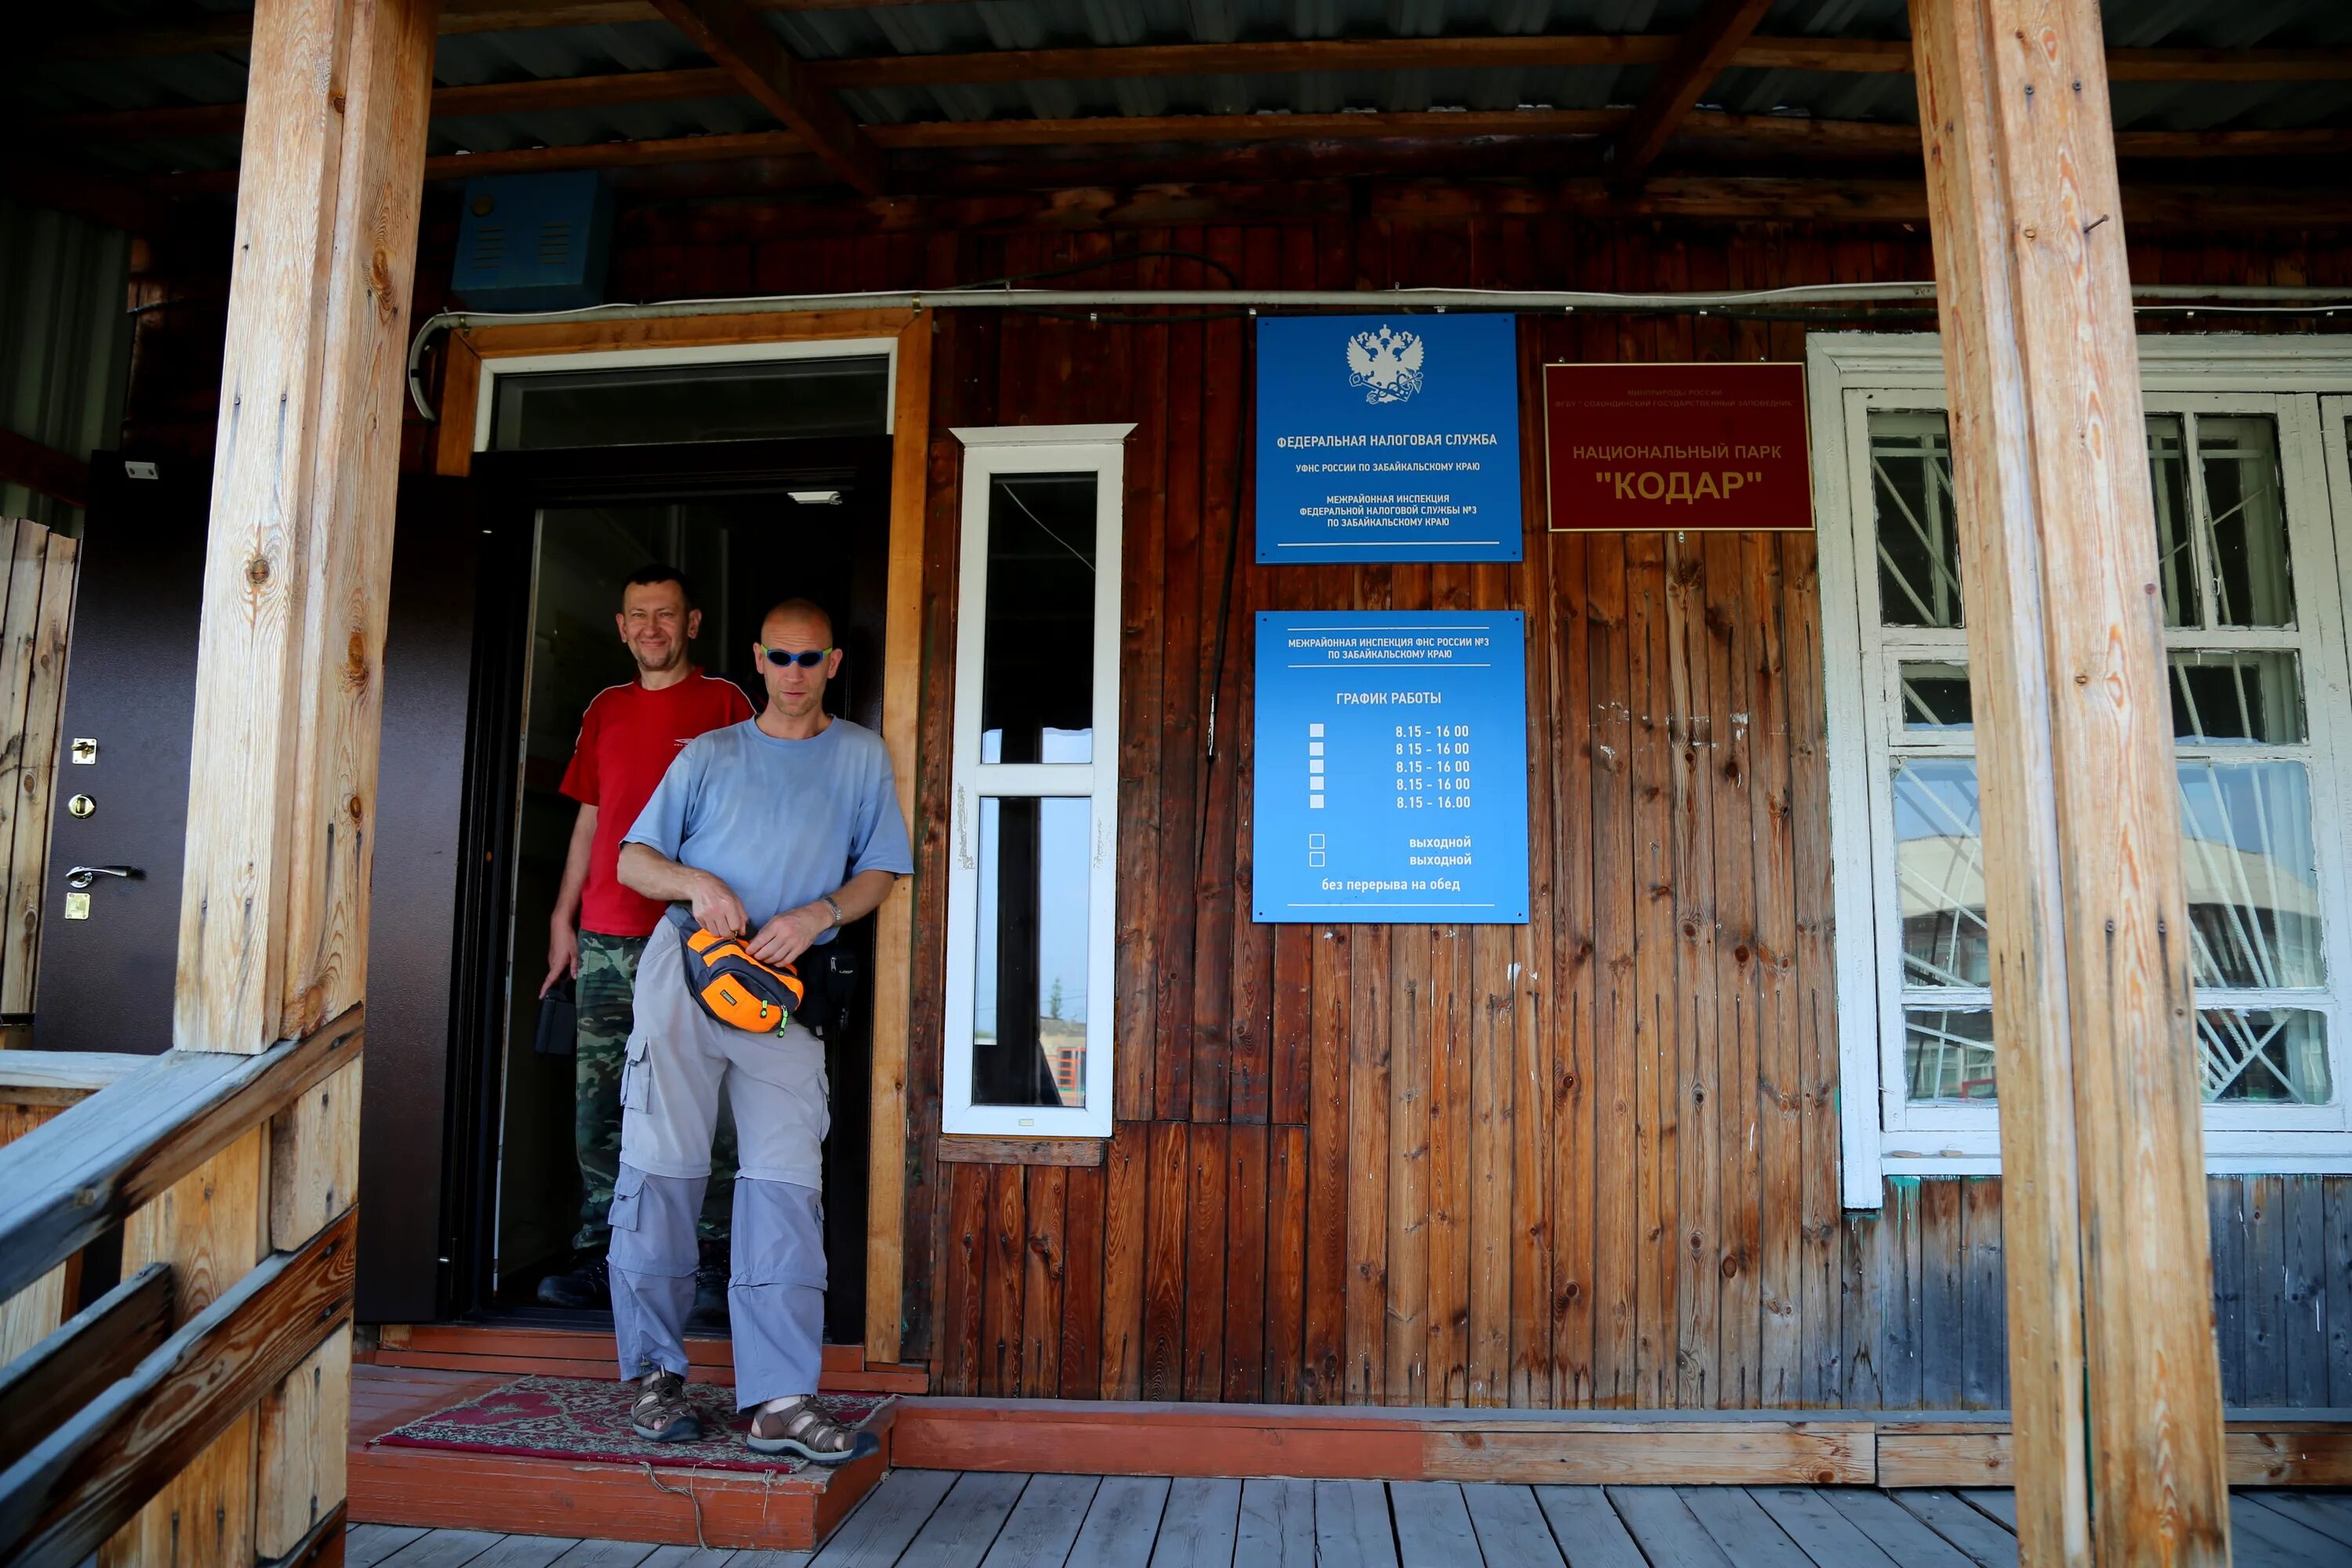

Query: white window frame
[940,424,1133,1138]
[1811,335,2352,1205]
[472,337,900,452]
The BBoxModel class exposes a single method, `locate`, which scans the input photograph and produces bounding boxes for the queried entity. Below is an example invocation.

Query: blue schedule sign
[1255,314,1523,564]
[1253,612,1530,924]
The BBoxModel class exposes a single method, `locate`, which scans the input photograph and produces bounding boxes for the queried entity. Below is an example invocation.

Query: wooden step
[347,1364,892,1550]
[365,1322,929,1393]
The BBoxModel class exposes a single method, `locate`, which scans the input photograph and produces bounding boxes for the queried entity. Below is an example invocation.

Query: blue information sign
[1252,612,1530,924]
[1255,314,1523,564]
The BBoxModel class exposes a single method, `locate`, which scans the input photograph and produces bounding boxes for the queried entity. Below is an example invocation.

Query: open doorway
[464,435,893,1346]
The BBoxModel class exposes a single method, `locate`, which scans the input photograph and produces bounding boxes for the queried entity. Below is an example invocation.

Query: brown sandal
[745,1396,879,1465]
[630,1370,702,1443]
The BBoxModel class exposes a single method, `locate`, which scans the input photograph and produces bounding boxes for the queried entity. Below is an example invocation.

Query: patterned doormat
[373,1375,891,1475]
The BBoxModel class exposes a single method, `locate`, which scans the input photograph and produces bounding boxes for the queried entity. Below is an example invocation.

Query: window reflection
[981,474,1097,764]
[2201,1008,2330,1104]
[2178,760,2323,993]
[1893,758,1990,989]
[1869,407,2338,1114]
[1871,416,1964,630]
[1898,662,1973,731]
[1907,1007,2334,1106]
[2148,416,2198,627]
[2201,416,2294,628]
[2170,651,2304,744]
[1905,1009,1997,1102]
[973,796,1092,1108]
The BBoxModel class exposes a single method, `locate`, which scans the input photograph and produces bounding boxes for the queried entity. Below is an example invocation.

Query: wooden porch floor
[347,1473,2352,1568]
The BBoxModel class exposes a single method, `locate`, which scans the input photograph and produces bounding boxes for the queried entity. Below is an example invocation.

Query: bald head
[763,598,833,648]
[754,598,841,735]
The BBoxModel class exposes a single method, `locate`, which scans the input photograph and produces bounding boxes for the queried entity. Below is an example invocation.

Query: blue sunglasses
[758,644,832,669]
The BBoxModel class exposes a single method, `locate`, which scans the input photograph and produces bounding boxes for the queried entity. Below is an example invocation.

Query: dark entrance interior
[456,436,894,1345]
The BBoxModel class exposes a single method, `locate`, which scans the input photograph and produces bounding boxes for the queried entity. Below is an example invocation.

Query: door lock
[70,739,96,764]
[66,794,95,818]
[64,865,141,890]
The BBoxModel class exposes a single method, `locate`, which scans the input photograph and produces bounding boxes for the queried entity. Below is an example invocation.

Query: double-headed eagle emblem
[1345,324,1426,405]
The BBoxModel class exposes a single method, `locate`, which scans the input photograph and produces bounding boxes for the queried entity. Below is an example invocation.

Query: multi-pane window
[941,427,1130,1138]
[1852,397,2352,1142]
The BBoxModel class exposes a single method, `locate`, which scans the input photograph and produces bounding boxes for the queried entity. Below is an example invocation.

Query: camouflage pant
[574,930,736,1251]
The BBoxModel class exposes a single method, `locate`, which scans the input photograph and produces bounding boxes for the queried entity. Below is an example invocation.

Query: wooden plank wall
[898,217,1891,1410]
[868,218,1895,1412]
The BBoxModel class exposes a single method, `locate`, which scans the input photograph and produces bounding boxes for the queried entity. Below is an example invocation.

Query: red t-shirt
[561,670,755,937]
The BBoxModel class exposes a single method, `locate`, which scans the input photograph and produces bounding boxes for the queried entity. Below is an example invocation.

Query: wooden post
[106,0,438,1559]
[865,310,932,1365]
[1907,1,2230,1563]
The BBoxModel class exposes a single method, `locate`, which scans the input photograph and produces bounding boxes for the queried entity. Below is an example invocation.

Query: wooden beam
[864,311,929,1366]
[813,35,1678,89]
[1607,0,1779,184]
[0,1011,364,1303]
[428,130,812,180]
[2111,126,2352,158]
[0,1208,357,1567]
[0,432,91,511]
[386,113,2348,179]
[147,0,436,1559]
[2106,46,2352,82]
[41,0,953,56]
[875,109,1621,150]
[0,1264,173,1475]
[648,0,884,193]
[41,5,2352,85]
[48,67,744,141]
[68,72,2352,169]
[176,0,434,1051]
[1909,0,2231,1564]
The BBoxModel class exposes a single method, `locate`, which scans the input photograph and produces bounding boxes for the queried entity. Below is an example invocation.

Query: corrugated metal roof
[21,0,2352,178]
[0,200,132,533]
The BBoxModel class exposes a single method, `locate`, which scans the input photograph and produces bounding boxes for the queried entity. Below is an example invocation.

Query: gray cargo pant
[608,921,829,1410]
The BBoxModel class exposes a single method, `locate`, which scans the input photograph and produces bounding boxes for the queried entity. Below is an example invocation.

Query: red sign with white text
[1543,362,1813,532]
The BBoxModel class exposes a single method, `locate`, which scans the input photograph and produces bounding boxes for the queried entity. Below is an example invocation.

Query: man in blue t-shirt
[608,598,914,1463]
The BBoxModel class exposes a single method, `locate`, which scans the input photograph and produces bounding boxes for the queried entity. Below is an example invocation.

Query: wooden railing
[0,1007,363,1566]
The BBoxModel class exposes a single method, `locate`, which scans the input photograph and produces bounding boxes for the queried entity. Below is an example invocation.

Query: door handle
[64,866,143,890]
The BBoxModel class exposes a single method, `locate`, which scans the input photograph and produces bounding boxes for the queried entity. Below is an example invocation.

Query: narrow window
[942,429,1130,1138]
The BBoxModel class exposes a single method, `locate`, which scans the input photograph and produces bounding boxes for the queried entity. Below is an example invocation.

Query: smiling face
[616,578,699,676]
[756,604,841,725]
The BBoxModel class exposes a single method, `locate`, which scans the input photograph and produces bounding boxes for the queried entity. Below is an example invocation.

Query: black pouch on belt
[797,940,860,1042]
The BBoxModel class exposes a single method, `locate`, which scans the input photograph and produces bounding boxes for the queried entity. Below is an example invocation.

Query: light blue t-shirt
[622,717,915,939]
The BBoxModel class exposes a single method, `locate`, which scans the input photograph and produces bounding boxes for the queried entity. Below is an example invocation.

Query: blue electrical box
[449,172,614,312]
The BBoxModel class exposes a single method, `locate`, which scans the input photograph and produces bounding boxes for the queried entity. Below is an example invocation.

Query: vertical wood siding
[890,218,1905,1407]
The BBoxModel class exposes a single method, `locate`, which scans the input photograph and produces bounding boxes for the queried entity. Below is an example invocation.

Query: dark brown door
[33,460,486,1322]
[32,454,206,1060]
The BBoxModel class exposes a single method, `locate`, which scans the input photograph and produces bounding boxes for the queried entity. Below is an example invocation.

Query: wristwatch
[819,892,844,928]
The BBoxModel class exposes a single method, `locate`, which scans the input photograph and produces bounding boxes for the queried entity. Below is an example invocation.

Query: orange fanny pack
[670,909,806,1036]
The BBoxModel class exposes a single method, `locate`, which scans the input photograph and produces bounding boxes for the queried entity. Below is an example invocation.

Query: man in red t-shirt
[537,564,754,1314]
